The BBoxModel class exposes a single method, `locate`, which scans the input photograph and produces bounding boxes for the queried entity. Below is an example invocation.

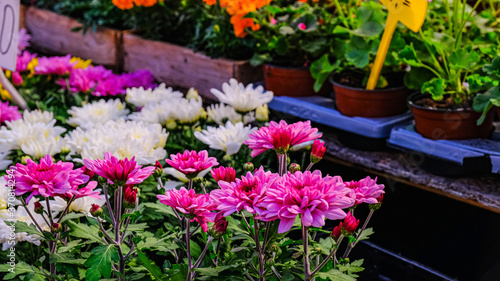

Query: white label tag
[0,0,19,71]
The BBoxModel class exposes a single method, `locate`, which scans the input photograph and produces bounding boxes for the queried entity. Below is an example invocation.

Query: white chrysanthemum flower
[0,177,20,211]
[126,83,183,107]
[160,168,212,190]
[49,196,105,216]
[0,112,66,159]
[194,121,255,156]
[206,103,254,125]
[171,98,206,124]
[128,101,173,125]
[210,78,273,112]
[67,99,129,130]
[66,119,168,165]
[22,110,54,124]
[0,151,11,171]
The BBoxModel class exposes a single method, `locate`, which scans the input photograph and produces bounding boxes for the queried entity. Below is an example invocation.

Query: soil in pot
[263,65,329,97]
[409,94,495,140]
[331,71,409,118]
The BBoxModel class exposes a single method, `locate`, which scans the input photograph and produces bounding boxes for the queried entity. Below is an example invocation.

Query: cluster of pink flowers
[0,101,22,124]
[84,151,155,186]
[344,176,385,205]
[35,54,75,75]
[244,120,322,156]
[8,155,99,203]
[157,187,216,232]
[166,150,219,179]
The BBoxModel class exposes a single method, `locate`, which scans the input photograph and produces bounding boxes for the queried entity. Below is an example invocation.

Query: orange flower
[113,0,134,9]
[134,0,159,7]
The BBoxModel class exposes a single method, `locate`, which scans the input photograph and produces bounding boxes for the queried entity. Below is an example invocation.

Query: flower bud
[341,212,359,236]
[370,194,384,211]
[289,163,301,173]
[21,156,31,165]
[298,23,307,30]
[123,185,137,209]
[51,222,62,233]
[208,212,228,238]
[310,140,326,164]
[90,204,103,217]
[270,243,282,255]
[60,146,70,154]
[82,166,95,179]
[154,161,163,178]
[211,167,236,183]
[34,201,44,214]
[243,162,254,172]
[255,104,269,122]
[331,224,342,240]
[166,119,177,130]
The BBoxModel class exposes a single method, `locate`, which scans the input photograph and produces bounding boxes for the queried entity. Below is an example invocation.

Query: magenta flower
[84,151,155,186]
[12,72,23,85]
[341,211,359,235]
[93,75,126,96]
[58,68,96,93]
[210,167,279,216]
[0,101,22,124]
[35,55,75,75]
[16,51,36,72]
[244,120,322,157]
[257,170,355,233]
[157,187,216,232]
[166,150,218,179]
[17,28,31,55]
[344,176,385,205]
[211,166,236,183]
[298,23,306,30]
[310,139,326,163]
[9,155,90,203]
[270,17,277,25]
[121,69,156,89]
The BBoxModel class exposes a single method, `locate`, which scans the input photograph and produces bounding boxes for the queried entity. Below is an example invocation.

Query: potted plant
[397,1,500,140]
[310,1,410,117]
[247,0,337,96]
[472,56,500,124]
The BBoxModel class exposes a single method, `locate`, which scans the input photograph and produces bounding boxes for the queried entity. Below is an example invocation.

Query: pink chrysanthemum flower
[9,155,91,203]
[244,120,322,157]
[84,151,155,186]
[166,150,218,179]
[93,75,126,96]
[17,28,31,55]
[35,55,75,75]
[257,170,355,233]
[210,167,279,216]
[16,51,36,72]
[345,176,385,205]
[58,68,96,93]
[211,166,236,183]
[0,101,22,124]
[157,187,216,232]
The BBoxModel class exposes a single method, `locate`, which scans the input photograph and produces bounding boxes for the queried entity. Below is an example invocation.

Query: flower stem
[103,184,117,227]
[57,196,76,223]
[45,198,54,225]
[302,225,311,280]
[188,179,194,190]
[253,219,265,281]
[310,236,344,278]
[191,236,215,280]
[305,162,314,172]
[277,153,287,176]
[342,209,375,259]
[213,237,222,267]
[186,219,193,281]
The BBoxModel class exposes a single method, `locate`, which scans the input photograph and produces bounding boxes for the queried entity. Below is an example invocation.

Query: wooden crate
[123,34,262,100]
[25,7,121,69]
[20,5,26,30]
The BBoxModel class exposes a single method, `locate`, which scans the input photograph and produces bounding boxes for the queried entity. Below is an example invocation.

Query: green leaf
[449,49,480,70]
[60,212,86,223]
[355,227,374,245]
[84,245,120,281]
[67,220,101,243]
[397,44,421,67]
[0,261,46,280]
[14,221,42,236]
[126,223,148,232]
[195,265,234,277]
[483,57,500,79]
[337,259,364,276]
[137,248,165,280]
[422,78,447,101]
[279,26,294,35]
[50,253,86,265]
[473,86,500,125]
[143,202,177,218]
[310,55,338,92]
[301,38,327,55]
[346,36,378,68]
[58,239,83,253]
[317,269,357,281]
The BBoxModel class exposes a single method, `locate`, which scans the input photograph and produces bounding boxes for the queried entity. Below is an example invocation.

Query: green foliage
[84,245,120,281]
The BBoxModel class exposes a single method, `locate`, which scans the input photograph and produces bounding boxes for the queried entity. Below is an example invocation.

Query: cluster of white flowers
[67,99,129,130]
[206,103,255,125]
[126,83,183,108]
[210,78,274,113]
[65,119,168,165]
[194,121,255,156]
[0,110,66,159]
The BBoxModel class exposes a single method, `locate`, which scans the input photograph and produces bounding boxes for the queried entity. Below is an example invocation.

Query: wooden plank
[25,7,119,67]
[19,5,26,30]
[123,34,262,98]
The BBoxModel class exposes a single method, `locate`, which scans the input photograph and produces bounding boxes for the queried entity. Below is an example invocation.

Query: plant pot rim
[264,63,308,70]
[407,92,477,113]
[329,76,407,93]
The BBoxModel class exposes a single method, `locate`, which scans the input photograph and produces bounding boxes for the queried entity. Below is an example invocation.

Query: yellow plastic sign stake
[366,0,428,90]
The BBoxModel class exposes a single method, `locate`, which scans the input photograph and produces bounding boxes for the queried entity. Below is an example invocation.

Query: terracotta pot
[409,94,494,140]
[263,64,329,97]
[331,79,409,117]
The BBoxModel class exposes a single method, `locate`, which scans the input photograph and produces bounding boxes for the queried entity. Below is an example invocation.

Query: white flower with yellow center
[126,83,183,108]
[67,99,129,130]
[128,100,173,125]
[171,98,206,124]
[210,78,274,112]
[22,110,54,124]
[194,121,255,156]
[206,103,255,125]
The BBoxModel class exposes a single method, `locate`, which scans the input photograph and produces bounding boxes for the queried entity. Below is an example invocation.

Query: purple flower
[17,29,31,55]
[35,55,75,75]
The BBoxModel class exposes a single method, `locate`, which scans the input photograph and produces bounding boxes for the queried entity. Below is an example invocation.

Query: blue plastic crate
[388,124,500,174]
[268,96,413,138]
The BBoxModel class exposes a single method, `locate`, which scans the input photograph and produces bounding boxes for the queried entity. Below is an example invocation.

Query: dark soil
[413,96,474,111]
[334,70,405,89]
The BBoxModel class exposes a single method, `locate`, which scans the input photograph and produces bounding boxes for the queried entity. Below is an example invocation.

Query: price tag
[0,0,19,71]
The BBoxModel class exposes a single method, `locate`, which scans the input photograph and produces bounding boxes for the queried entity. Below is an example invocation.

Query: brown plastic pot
[409,94,494,140]
[263,64,329,97]
[331,79,409,117]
